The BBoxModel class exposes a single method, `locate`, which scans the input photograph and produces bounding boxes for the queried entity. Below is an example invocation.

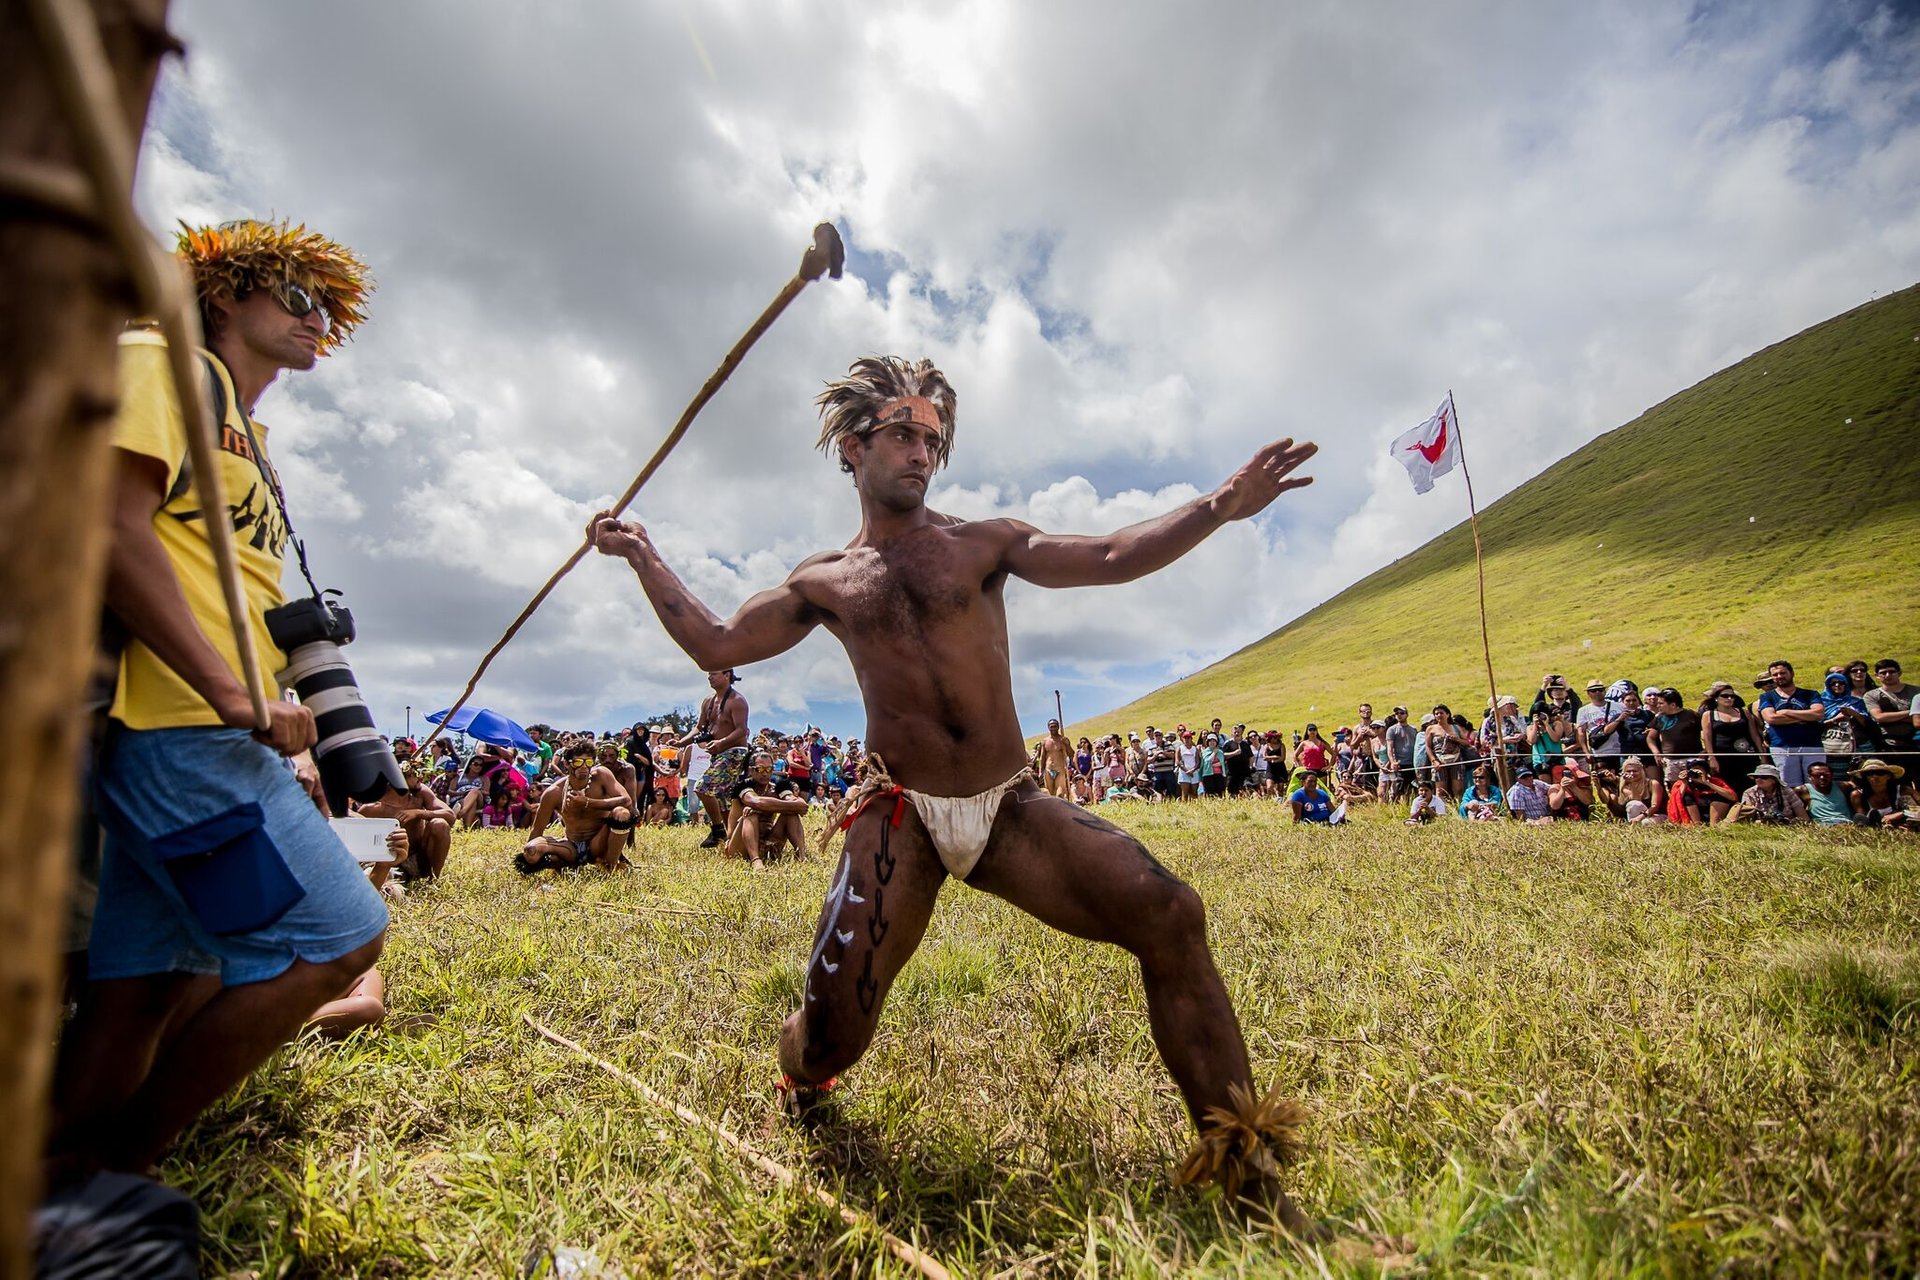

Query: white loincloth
[903,768,1031,879]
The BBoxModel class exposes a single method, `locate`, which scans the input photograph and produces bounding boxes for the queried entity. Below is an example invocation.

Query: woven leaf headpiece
[175,218,373,354]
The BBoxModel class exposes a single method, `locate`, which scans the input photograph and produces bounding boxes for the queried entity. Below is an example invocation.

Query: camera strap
[198,352,326,604]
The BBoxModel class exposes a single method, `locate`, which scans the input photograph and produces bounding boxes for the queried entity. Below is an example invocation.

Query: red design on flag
[1389,394,1462,495]
[1408,408,1450,464]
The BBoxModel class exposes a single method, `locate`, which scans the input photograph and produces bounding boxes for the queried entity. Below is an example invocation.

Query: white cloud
[134,0,1920,739]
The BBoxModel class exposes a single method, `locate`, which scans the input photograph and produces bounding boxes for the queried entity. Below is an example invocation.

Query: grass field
[1081,284,1920,741]
[173,805,1919,1278]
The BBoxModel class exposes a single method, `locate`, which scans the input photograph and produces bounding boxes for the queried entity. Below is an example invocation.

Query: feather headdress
[175,219,373,354]
[1175,1081,1308,1202]
[815,356,957,474]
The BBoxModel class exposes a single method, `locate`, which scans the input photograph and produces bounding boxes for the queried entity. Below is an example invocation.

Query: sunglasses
[273,282,332,331]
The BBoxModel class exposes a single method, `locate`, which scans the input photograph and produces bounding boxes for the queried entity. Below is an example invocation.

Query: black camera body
[266,591,405,816]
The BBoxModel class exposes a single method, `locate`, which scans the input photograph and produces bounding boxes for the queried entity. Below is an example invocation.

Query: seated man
[517,744,632,873]
[726,750,809,868]
[1800,760,1859,826]
[1506,766,1554,824]
[596,738,641,850]
[354,765,454,880]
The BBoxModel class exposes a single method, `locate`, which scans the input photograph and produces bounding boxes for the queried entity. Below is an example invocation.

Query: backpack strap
[160,352,229,511]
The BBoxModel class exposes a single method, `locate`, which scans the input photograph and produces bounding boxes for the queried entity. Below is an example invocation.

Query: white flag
[1390,393,1462,494]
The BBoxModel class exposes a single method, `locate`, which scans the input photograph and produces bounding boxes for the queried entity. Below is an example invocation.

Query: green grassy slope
[1083,284,1920,738]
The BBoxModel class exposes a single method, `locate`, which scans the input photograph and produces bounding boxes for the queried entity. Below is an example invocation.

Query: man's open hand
[1209,438,1317,522]
[588,510,651,561]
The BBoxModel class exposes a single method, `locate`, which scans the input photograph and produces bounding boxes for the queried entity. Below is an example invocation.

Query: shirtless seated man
[726,750,809,868]
[355,766,455,880]
[596,739,641,852]
[590,355,1319,1226]
[516,743,632,873]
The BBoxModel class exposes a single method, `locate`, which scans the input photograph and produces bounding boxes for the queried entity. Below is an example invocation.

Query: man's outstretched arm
[1001,438,1316,588]
[588,511,822,669]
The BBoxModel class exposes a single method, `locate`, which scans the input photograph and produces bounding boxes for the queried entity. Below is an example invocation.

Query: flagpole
[1449,390,1509,795]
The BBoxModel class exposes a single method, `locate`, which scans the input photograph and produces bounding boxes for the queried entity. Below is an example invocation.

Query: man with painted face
[589,355,1320,1225]
[517,743,632,872]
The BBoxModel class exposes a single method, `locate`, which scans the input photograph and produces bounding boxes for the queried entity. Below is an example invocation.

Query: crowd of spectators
[1034,658,1919,829]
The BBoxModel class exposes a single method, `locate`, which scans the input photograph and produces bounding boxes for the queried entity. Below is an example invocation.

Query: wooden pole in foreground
[523,1016,952,1280]
[1449,390,1509,794]
[25,0,270,733]
[0,0,175,1271]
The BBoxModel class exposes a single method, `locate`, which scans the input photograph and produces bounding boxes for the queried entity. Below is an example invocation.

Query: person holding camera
[50,221,390,1182]
[1665,759,1737,825]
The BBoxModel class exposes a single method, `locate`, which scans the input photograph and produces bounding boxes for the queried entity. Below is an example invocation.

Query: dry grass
[175,802,1920,1277]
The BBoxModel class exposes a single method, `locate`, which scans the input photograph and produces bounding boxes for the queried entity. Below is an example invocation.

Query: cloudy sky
[136,0,1920,741]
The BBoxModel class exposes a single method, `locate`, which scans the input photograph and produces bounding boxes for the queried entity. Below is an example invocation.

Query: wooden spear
[424,224,845,748]
[524,1015,950,1280]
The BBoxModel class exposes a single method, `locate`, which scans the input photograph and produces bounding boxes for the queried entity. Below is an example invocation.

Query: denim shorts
[91,726,389,986]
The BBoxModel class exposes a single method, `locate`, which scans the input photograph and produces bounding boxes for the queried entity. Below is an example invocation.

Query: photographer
[1666,759,1737,825]
[50,221,388,1180]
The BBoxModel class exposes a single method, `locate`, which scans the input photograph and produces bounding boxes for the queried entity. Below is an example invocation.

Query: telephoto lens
[266,594,405,815]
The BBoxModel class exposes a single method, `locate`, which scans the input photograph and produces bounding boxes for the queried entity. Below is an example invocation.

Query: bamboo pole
[423,225,845,749]
[1449,390,1509,793]
[523,1016,951,1280]
[0,0,176,1271]
[25,0,271,731]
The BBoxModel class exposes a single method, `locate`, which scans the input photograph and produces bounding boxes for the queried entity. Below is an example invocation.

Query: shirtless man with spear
[589,356,1318,1223]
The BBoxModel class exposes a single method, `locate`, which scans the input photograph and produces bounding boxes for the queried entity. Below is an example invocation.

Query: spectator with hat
[1849,759,1913,829]
[1576,680,1617,768]
[1483,695,1527,779]
[1263,729,1290,796]
[1506,765,1553,823]
[1732,762,1810,824]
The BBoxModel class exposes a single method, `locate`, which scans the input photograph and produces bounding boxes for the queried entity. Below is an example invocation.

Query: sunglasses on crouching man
[270,281,331,331]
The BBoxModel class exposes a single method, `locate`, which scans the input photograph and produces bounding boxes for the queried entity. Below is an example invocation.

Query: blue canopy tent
[425,706,538,752]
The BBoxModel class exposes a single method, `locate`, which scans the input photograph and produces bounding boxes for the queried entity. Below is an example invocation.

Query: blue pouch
[149,802,305,936]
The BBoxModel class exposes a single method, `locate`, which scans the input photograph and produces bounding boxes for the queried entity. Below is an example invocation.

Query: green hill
[1082,284,1920,737]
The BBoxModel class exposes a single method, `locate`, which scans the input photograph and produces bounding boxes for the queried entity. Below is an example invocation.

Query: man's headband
[873,396,942,433]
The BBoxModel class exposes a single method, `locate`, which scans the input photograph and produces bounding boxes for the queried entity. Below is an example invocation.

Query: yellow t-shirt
[110,331,291,728]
